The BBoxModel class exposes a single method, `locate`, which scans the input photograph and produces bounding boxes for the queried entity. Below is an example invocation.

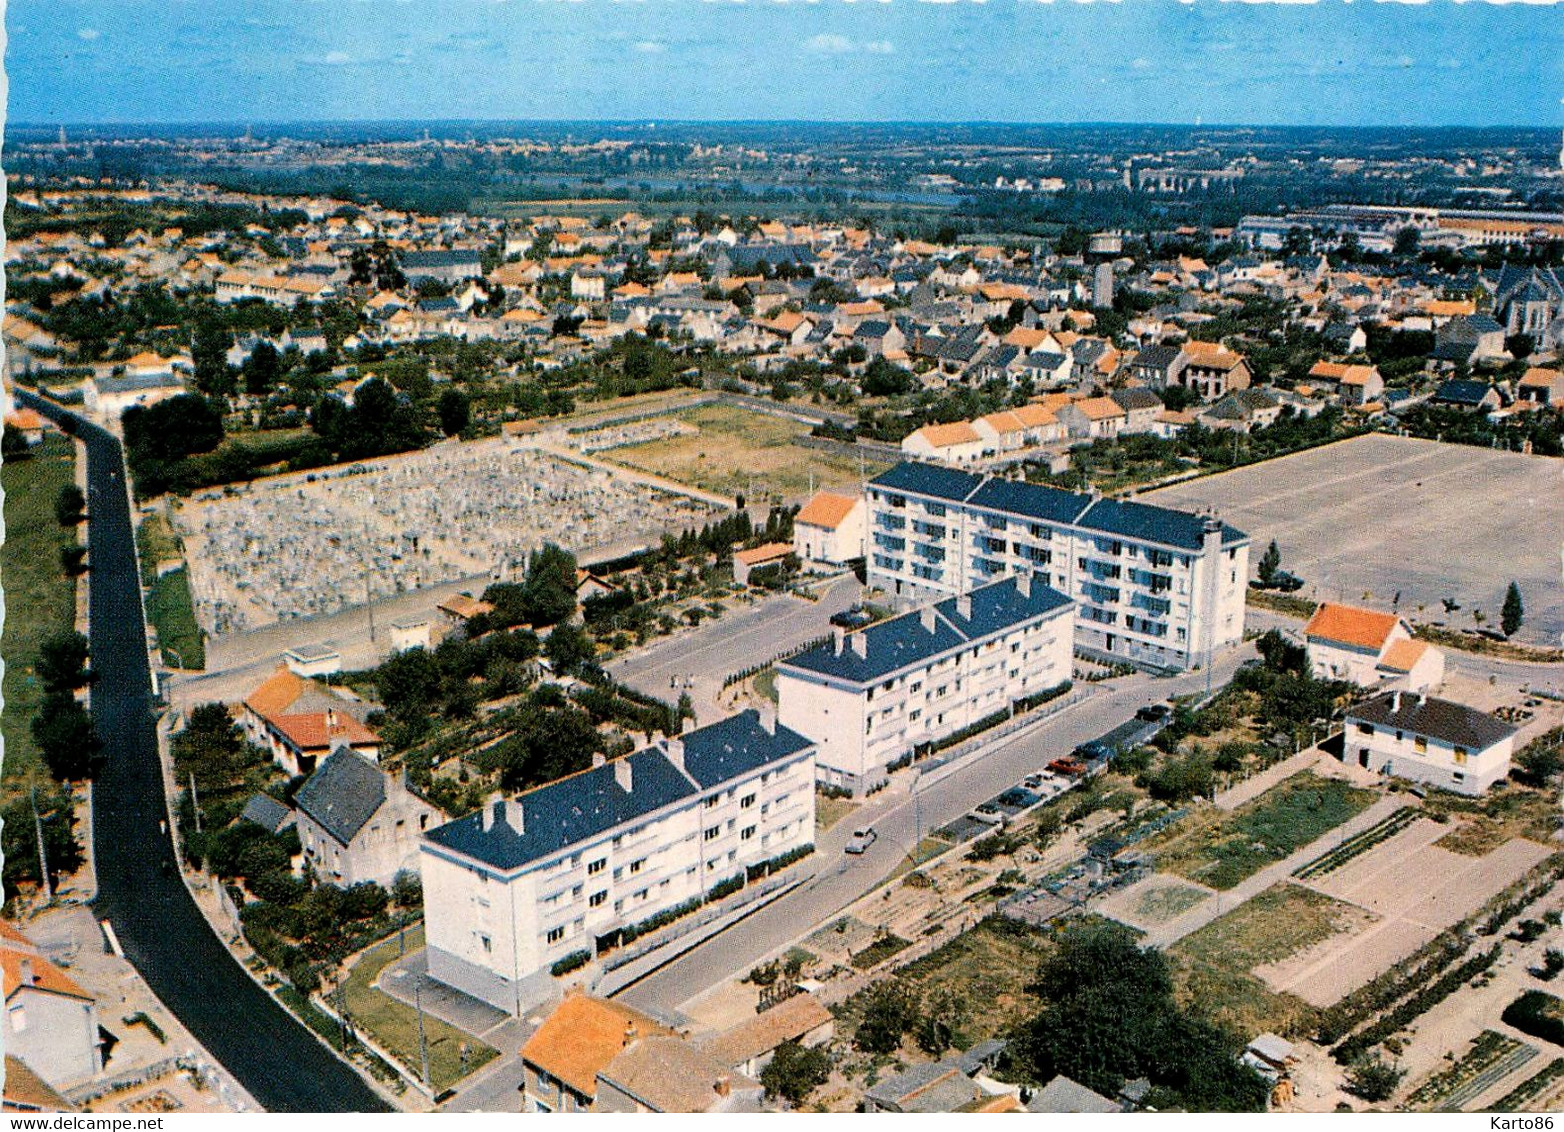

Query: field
[1267,819,1552,1007]
[145,567,206,670]
[1176,882,1374,974]
[1094,873,1211,932]
[339,925,498,1093]
[1,435,80,785]
[834,917,1053,1047]
[815,791,858,834]
[1422,787,1560,856]
[1408,1030,1537,1113]
[1145,772,1378,891]
[605,403,890,502]
[1146,434,1564,645]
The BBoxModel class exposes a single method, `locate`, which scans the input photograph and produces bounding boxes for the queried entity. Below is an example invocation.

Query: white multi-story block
[420,711,815,1015]
[777,574,1074,795]
[1342,689,1516,796]
[864,463,1248,672]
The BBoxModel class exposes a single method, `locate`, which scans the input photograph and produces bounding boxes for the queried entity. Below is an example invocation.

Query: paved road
[20,392,390,1113]
[617,641,1256,1014]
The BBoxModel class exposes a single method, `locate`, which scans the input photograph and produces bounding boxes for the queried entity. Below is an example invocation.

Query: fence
[912,687,1093,792]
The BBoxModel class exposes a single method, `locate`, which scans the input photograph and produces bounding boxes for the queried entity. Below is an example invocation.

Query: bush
[1346,1057,1404,1102]
[550,950,592,977]
[1502,991,1564,1046]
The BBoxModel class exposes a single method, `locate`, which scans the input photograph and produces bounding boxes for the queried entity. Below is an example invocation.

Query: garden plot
[1096,873,1214,932]
[1267,829,1553,1007]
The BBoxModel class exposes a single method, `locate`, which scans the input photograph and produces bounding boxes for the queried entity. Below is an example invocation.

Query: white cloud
[1131,57,1151,69]
[863,39,895,53]
[633,40,666,52]
[804,33,854,53]
[323,50,353,65]
[77,27,101,41]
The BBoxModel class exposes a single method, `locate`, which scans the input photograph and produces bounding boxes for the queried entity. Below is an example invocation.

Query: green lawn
[1148,772,1379,890]
[1,435,80,785]
[1174,882,1370,974]
[339,924,499,1093]
[146,566,205,670]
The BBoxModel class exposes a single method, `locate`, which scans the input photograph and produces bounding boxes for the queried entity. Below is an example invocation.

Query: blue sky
[7,0,1561,127]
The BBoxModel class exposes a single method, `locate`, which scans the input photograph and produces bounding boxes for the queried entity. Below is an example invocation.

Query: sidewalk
[1143,794,1409,949]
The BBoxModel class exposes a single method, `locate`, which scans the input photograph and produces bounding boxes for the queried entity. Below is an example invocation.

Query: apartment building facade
[420,711,815,1014]
[777,575,1074,794]
[864,463,1248,672]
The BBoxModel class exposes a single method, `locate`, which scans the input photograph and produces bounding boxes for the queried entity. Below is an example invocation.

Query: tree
[1502,582,1524,638]
[242,340,282,396]
[1255,628,1307,676]
[1346,1057,1404,1103]
[37,630,92,693]
[1515,736,1563,788]
[523,543,579,628]
[760,1041,832,1106]
[437,387,471,437]
[544,622,595,676]
[54,484,87,526]
[1256,540,1281,586]
[33,692,102,781]
[192,317,235,396]
[855,980,920,1054]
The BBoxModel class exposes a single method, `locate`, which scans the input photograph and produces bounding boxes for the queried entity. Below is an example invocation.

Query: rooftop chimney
[665,737,686,773]
[849,631,868,659]
[624,1022,638,1043]
[758,703,777,736]
[592,752,607,769]
[1016,572,1032,598]
[481,791,505,833]
[505,799,525,835]
[18,959,35,986]
[833,626,846,656]
[326,708,338,729]
[956,594,972,621]
[715,1075,732,1098]
[1391,690,1402,714]
[615,757,634,794]
[682,715,697,735]
[920,605,937,634]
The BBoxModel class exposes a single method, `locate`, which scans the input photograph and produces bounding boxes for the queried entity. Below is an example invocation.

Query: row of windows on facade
[1355,722,1471,763]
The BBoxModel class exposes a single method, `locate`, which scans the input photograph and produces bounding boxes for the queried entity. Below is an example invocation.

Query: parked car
[971,804,1006,826]
[845,827,877,854]
[1272,571,1304,592]
[1022,772,1048,790]
[1047,757,1088,778]
[1136,703,1172,723]
[1073,740,1115,763]
[830,606,873,630]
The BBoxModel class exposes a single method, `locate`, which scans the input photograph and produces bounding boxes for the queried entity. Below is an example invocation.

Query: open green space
[1174,882,1370,974]
[606,403,888,501]
[1,434,80,785]
[339,924,499,1093]
[1146,772,1378,890]
[146,566,206,670]
[815,790,858,834]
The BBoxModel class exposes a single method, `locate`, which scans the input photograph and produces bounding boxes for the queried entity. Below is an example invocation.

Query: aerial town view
[3,0,1563,1119]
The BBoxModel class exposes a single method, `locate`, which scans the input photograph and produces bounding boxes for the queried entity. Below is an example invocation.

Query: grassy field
[836,917,1053,1048]
[1426,786,1559,856]
[1132,882,1211,925]
[340,925,498,1093]
[1146,773,1379,890]
[1175,882,1368,974]
[1170,952,1319,1040]
[605,403,889,501]
[146,567,206,670]
[816,791,858,834]
[1,435,80,785]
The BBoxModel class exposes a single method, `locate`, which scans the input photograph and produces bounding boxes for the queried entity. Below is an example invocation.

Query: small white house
[284,644,342,678]
[793,490,867,570]
[901,422,986,466]
[1303,602,1444,693]
[1342,690,1516,796]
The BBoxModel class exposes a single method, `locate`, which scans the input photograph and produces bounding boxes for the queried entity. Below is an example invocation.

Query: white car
[845,827,878,855]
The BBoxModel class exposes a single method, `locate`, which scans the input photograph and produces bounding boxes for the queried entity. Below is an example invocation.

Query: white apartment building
[864,463,1248,672]
[420,711,815,1014]
[777,574,1074,795]
[1342,689,1516,796]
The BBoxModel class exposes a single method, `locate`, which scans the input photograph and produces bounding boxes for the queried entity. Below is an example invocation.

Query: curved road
[20,392,389,1113]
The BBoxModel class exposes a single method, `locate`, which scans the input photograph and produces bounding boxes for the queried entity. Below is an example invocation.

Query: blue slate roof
[781,575,1069,686]
[1077,496,1245,551]
[422,712,812,873]
[676,709,814,790]
[240,792,294,834]
[869,462,982,502]
[296,749,386,845]
[968,478,1090,525]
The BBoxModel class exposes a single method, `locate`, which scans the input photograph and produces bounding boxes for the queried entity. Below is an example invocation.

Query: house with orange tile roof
[1178,341,1251,401]
[1,921,102,1088]
[733,541,796,586]
[520,991,674,1112]
[240,665,381,776]
[1054,395,1127,441]
[595,1035,764,1112]
[1308,361,1384,406]
[3,1055,77,1112]
[793,490,867,569]
[1517,367,1564,407]
[901,420,985,466]
[1303,601,1443,692]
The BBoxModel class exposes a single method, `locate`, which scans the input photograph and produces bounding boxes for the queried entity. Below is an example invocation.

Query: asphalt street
[616,641,1256,1014]
[19,392,390,1113]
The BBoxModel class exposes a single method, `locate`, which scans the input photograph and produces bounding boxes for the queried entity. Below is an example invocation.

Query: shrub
[1346,1057,1404,1102]
[1502,991,1564,1046]
[551,950,591,977]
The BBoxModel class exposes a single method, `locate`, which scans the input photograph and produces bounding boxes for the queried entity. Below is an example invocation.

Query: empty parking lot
[1145,435,1563,645]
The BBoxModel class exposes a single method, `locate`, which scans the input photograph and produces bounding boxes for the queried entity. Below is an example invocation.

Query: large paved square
[1145,434,1563,645]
